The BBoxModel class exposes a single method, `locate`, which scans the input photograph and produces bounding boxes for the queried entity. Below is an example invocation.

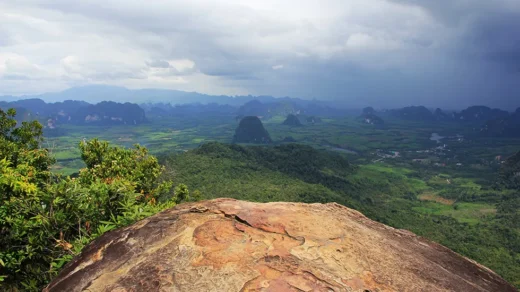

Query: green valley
[2,102,520,289]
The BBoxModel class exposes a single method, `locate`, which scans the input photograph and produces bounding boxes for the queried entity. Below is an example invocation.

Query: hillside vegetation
[161,142,520,287]
[233,116,272,144]
[0,109,189,290]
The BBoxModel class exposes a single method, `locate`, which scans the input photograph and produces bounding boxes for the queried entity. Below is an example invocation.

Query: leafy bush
[0,108,184,290]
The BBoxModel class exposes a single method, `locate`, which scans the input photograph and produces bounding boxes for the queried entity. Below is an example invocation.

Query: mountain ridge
[1,85,328,107]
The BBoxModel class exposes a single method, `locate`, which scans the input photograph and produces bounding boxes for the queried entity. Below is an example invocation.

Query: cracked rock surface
[44,199,516,292]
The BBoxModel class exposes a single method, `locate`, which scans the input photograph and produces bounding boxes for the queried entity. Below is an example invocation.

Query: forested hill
[72,101,146,125]
[497,151,520,189]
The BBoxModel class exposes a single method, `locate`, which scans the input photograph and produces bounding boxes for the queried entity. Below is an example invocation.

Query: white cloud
[168,59,196,72]
[0,53,52,81]
[345,33,401,51]
[0,0,518,108]
[0,0,438,95]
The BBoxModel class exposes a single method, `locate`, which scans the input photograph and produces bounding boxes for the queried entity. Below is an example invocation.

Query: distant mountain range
[1,85,519,138]
[0,99,146,126]
[2,85,517,112]
[0,85,330,107]
[362,106,520,137]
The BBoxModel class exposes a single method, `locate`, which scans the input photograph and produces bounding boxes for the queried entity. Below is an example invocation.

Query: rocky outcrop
[361,113,384,125]
[73,101,147,125]
[359,107,384,125]
[433,108,451,121]
[481,108,520,138]
[233,116,272,144]
[362,107,376,115]
[455,106,509,123]
[282,114,302,126]
[1,99,147,126]
[45,199,515,292]
[237,100,269,117]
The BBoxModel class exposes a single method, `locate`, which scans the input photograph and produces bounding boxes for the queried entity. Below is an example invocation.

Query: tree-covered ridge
[234,99,344,119]
[0,99,147,126]
[0,108,189,291]
[497,151,520,190]
[232,116,272,144]
[359,107,384,125]
[282,114,303,126]
[236,100,304,119]
[455,106,509,122]
[72,101,146,125]
[193,142,354,183]
[360,113,384,125]
[480,108,520,138]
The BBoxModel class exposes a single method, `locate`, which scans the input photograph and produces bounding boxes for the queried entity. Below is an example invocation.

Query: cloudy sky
[1,0,519,108]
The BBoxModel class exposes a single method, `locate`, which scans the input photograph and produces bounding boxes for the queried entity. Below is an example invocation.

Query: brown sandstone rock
[44,199,516,292]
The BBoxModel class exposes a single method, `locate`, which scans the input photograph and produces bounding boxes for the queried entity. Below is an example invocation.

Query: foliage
[496,151,520,189]
[78,139,169,197]
[0,108,178,291]
[73,101,147,125]
[233,116,272,144]
[455,106,509,123]
[282,114,302,126]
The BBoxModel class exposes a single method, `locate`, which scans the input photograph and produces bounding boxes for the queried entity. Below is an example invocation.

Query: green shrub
[0,108,179,291]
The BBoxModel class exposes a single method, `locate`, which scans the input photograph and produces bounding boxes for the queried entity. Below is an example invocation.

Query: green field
[48,114,520,175]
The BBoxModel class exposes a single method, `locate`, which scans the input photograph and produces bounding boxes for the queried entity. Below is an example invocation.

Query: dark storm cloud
[468,12,520,72]
[390,0,520,70]
[382,0,520,108]
[1,0,519,108]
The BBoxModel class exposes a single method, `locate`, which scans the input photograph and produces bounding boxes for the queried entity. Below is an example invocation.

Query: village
[370,133,506,168]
